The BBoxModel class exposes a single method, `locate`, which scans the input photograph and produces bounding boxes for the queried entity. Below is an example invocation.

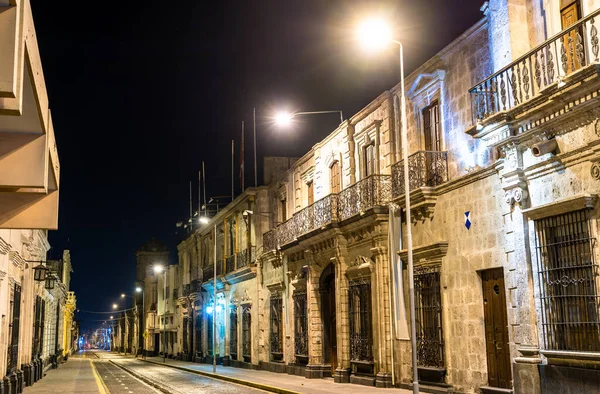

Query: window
[280,199,287,222]
[242,305,252,362]
[307,181,314,205]
[207,312,214,356]
[330,161,340,194]
[230,305,238,360]
[7,283,21,375]
[364,144,375,177]
[270,294,283,361]
[183,317,189,353]
[195,313,203,354]
[415,269,444,367]
[349,281,372,362]
[293,291,308,363]
[535,209,600,351]
[228,218,236,256]
[423,101,441,152]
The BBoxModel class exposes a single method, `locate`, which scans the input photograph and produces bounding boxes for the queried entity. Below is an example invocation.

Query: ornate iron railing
[293,291,308,357]
[270,294,283,356]
[470,9,600,123]
[242,305,252,361]
[263,229,277,252]
[349,281,372,361]
[236,249,248,269]
[338,175,391,222]
[226,255,236,274]
[415,269,445,367]
[391,151,448,198]
[216,259,224,276]
[230,305,238,359]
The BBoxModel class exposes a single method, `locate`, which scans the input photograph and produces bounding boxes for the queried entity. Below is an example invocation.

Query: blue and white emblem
[465,211,471,230]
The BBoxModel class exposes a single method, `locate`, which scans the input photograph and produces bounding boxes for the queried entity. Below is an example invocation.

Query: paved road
[85,350,264,394]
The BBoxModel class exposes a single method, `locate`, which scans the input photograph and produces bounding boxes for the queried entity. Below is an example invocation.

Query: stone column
[371,244,393,388]
[305,250,324,378]
[333,237,351,383]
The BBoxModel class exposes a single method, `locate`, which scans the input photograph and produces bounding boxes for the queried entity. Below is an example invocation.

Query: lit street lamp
[274,110,344,126]
[357,17,418,393]
[112,303,118,310]
[154,264,167,363]
[135,286,145,358]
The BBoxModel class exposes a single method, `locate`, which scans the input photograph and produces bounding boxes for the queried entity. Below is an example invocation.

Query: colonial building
[0,0,63,393]
[169,1,600,393]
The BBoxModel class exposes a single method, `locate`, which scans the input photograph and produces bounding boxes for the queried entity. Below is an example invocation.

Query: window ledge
[522,194,598,220]
[540,350,600,362]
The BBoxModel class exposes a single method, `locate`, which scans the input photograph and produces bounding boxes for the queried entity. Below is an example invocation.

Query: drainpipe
[387,206,397,386]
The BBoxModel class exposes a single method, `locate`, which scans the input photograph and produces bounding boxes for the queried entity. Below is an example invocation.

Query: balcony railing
[263,229,277,252]
[470,9,600,123]
[226,255,236,274]
[392,151,448,198]
[338,175,391,222]
[235,247,255,269]
[268,175,391,248]
[203,265,214,282]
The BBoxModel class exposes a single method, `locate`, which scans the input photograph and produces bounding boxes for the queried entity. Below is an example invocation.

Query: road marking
[90,361,110,394]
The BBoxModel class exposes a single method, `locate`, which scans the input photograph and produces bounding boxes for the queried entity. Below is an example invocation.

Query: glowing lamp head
[121,293,126,298]
[153,265,164,274]
[274,111,293,126]
[199,216,210,225]
[135,287,142,293]
[205,306,214,315]
[357,18,392,51]
[112,304,118,310]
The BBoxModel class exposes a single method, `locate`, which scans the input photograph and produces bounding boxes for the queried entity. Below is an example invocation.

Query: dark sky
[29,0,483,329]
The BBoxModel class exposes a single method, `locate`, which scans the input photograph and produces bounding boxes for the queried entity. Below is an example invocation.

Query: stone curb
[140,359,301,394]
[109,360,172,394]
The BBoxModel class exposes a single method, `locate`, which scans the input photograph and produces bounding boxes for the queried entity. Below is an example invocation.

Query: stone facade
[167,1,600,393]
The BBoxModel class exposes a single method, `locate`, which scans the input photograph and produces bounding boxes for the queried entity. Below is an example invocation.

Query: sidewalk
[23,358,105,394]
[139,356,411,394]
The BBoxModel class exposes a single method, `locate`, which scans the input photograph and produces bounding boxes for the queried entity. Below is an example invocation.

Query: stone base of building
[539,364,600,394]
[350,373,375,387]
[202,355,223,365]
[512,360,539,394]
[222,356,230,366]
[229,359,259,370]
[375,372,393,388]
[259,361,287,374]
[334,368,350,383]
[305,364,331,379]
[286,363,306,377]
[21,364,32,387]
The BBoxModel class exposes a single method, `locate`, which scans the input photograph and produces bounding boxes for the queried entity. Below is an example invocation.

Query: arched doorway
[320,264,336,376]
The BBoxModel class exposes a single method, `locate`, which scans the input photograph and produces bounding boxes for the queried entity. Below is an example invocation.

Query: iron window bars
[349,281,373,362]
[415,268,445,368]
[230,305,238,360]
[293,291,309,362]
[535,209,600,351]
[242,305,252,362]
[270,294,283,360]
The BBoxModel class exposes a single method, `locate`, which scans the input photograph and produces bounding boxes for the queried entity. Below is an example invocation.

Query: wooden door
[307,182,314,205]
[561,0,582,74]
[482,268,511,389]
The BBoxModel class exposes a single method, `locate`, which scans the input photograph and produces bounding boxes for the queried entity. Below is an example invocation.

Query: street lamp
[274,110,344,126]
[154,265,167,363]
[357,17,418,394]
[199,216,210,225]
[112,303,118,310]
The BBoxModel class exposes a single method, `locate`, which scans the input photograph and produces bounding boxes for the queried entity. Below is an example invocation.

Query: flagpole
[253,107,257,187]
[231,140,234,201]
[202,161,207,216]
[241,120,245,192]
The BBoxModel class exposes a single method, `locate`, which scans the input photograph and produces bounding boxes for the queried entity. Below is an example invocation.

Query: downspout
[387,206,397,386]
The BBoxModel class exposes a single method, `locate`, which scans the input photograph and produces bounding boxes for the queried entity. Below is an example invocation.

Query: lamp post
[136,286,145,358]
[154,265,167,363]
[274,110,344,126]
[357,18,418,393]
[213,222,217,374]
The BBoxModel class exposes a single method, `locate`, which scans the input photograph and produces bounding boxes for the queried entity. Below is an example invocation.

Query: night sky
[29,0,483,329]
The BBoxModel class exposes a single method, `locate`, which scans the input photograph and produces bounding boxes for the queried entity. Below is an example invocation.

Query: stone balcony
[468,8,600,145]
[264,175,392,251]
[201,246,257,289]
[0,0,60,229]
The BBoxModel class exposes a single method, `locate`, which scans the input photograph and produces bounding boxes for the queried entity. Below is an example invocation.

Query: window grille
[293,291,308,360]
[270,294,283,360]
[6,283,21,375]
[535,209,600,351]
[183,317,189,353]
[207,312,214,356]
[349,281,372,361]
[415,268,445,367]
[230,305,238,360]
[195,313,203,354]
[242,305,252,362]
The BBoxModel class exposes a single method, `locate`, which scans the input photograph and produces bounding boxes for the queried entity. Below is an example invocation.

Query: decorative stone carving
[0,237,11,255]
[505,191,514,205]
[241,289,252,303]
[591,161,600,180]
[504,187,528,206]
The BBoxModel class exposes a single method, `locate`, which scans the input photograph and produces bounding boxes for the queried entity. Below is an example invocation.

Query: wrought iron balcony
[263,229,277,252]
[338,175,391,222]
[268,175,391,249]
[277,193,339,247]
[203,265,214,282]
[226,255,236,274]
[470,9,600,124]
[391,151,448,198]
[235,247,255,269]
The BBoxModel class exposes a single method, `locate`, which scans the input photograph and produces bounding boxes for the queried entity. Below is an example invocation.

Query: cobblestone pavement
[111,359,266,394]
